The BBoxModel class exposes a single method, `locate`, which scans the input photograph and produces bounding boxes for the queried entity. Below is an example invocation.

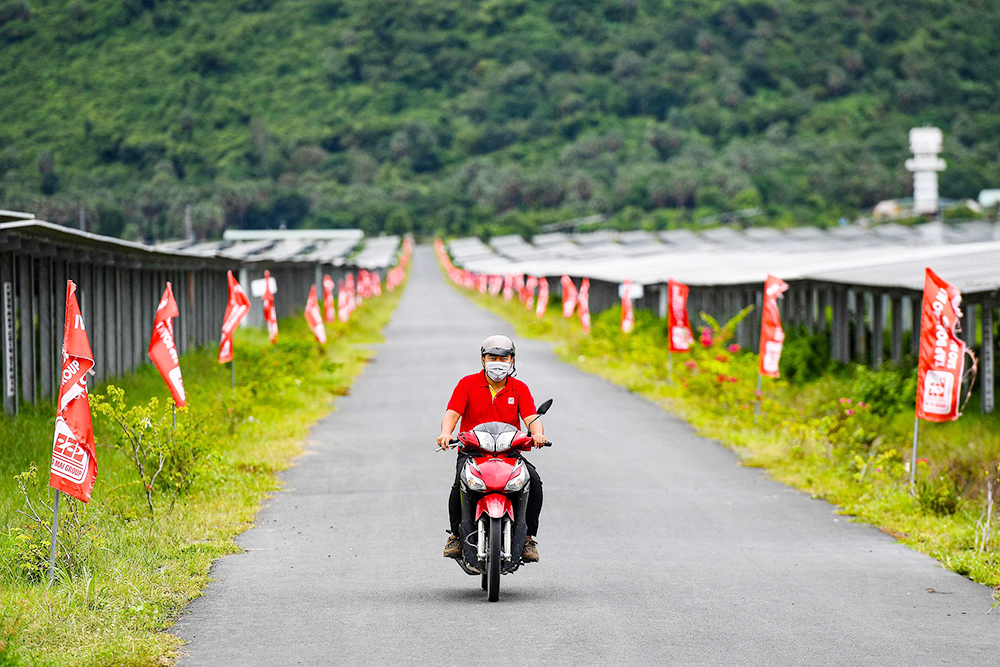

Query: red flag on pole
[49,281,98,503]
[667,279,695,352]
[916,268,968,422]
[218,270,250,364]
[338,280,350,323]
[524,276,538,311]
[323,274,336,323]
[758,274,789,378]
[621,279,635,334]
[305,284,327,344]
[578,278,591,334]
[262,270,278,344]
[503,274,514,301]
[561,276,577,318]
[536,278,549,319]
[514,274,525,303]
[148,282,187,407]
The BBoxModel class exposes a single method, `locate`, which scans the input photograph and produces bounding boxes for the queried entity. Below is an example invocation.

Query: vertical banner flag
[148,282,187,406]
[503,274,514,301]
[578,278,592,334]
[514,274,526,303]
[305,285,327,344]
[50,281,98,502]
[478,274,489,294]
[667,279,695,352]
[337,280,350,323]
[488,275,503,297]
[758,274,790,378]
[218,270,251,364]
[916,268,968,422]
[524,276,538,311]
[561,276,578,318]
[262,270,278,344]
[346,273,357,314]
[621,279,635,334]
[536,278,549,319]
[323,274,336,323]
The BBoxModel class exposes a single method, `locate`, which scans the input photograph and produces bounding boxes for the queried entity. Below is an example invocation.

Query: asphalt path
[175,246,997,666]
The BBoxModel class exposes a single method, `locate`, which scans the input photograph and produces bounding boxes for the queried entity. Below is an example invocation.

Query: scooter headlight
[460,461,487,492]
[504,462,529,492]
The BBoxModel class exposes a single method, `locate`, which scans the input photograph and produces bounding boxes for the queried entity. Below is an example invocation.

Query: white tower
[905,127,946,216]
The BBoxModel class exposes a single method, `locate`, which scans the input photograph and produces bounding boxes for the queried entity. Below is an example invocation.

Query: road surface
[175,246,996,666]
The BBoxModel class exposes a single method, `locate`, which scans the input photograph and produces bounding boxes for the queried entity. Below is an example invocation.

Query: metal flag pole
[754,373,762,426]
[47,489,61,587]
[910,415,920,489]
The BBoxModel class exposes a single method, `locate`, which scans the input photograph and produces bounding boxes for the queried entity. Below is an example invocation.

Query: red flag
[667,279,695,352]
[758,274,789,378]
[305,285,327,344]
[148,282,186,407]
[916,268,967,422]
[524,276,538,311]
[338,280,350,323]
[262,270,278,344]
[578,278,591,334]
[536,278,549,319]
[561,276,577,318]
[218,270,251,364]
[346,273,357,313]
[503,274,514,301]
[50,281,98,503]
[514,274,525,302]
[621,280,635,334]
[323,274,336,323]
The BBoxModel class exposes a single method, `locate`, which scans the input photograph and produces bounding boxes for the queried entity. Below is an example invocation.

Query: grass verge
[451,278,1000,598]
[0,278,406,666]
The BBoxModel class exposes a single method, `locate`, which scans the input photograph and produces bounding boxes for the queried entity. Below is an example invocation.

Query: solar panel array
[449,221,1000,296]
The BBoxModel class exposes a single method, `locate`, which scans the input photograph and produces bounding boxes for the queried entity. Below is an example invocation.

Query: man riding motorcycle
[437,334,546,563]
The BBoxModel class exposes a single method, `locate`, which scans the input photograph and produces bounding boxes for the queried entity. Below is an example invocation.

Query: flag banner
[758,274,789,378]
[50,281,98,503]
[916,268,968,422]
[536,278,549,319]
[148,282,186,407]
[349,273,362,309]
[478,274,489,294]
[305,285,327,344]
[524,276,538,311]
[488,275,503,297]
[338,280,350,323]
[263,269,278,344]
[514,274,526,303]
[218,271,251,364]
[667,279,695,352]
[621,279,635,334]
[503,274,514,301]
[323,274,336,323]
[373,272,382,297]
[561,275,578,318]
[578,278,591,334]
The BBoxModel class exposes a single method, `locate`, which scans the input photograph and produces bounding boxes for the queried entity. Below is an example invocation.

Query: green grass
[0,276,406,666]
[449,274,1000,595]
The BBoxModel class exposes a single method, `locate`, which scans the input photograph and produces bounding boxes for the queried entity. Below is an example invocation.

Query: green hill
[0,0,997,240]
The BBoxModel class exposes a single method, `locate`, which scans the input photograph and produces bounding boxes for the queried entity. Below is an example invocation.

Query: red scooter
[447,399,551,602]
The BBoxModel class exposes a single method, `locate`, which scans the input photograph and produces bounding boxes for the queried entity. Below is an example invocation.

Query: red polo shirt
[447,370,537,432]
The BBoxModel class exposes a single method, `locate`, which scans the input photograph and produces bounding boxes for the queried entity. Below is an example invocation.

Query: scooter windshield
[471,421,518,453]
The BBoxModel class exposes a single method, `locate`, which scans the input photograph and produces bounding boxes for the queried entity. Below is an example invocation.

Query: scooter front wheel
[487,516,501,602]
[481,571,487,591]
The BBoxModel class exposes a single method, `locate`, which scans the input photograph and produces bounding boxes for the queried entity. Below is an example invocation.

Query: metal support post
[47,489,61,587]
[983,300,995,414]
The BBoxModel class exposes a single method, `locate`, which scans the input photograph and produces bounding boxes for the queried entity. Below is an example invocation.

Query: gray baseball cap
[480,334,515,357]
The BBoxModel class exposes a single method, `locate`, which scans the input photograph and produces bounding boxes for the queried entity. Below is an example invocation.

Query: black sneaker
[444,534,462,559]
[521,537,539,562]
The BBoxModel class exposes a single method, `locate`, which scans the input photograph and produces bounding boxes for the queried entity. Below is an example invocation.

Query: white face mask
[484,361,512,382]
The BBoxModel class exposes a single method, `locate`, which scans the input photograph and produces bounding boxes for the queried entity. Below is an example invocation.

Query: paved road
[175,247,997,666]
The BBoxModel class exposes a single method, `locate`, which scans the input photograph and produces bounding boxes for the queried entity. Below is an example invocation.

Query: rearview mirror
[536,399,553,415]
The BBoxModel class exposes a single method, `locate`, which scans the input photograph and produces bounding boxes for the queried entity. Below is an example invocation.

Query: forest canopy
[0,0,996,240]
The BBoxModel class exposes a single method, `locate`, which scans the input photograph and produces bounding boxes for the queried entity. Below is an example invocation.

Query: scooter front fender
[476,493,513,521]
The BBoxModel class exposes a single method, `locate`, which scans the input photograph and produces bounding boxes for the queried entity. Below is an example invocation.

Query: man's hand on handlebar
[437,434,455,450]
[531,433,547,448]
